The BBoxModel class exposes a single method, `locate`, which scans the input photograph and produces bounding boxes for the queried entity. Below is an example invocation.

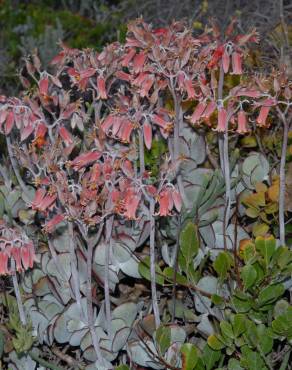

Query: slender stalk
[85,223,104,364]
[233,196,242,289]
[277,109,290,246]
[171,216,181,322]
[170,84,188,206]
[105,216,114,339]
[173,93,181,161]
[149,198,160,328]
[218,63,225,173]
[217,62,232,243]
[223,124,231,237]
[11,261,26,326]
[138,129,145,175]
[6,136,31,199]
[68,222,82,311]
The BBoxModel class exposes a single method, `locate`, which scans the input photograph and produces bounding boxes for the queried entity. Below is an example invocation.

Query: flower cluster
[0,18,289,239]
[0,221,36,274]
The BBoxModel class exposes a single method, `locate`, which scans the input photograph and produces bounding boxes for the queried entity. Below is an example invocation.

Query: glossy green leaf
[258,284,285,306]
[180,343,198,370]
[213,252,232,280]
[240,346,266,370]
[240,264,257,290]
[220,321,234,339]
[202,344,222,370]
[207,335,225,350]
[138,256,164,285]
[255,235,276,267]
[232,314,247,337]
[179,222,199,264]
[272,307,292,339]
[163,267,188,285]
[155,325,171,355]
[228,358,244,370]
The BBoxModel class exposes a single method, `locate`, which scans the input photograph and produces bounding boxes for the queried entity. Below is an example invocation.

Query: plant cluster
[0,16,291,370]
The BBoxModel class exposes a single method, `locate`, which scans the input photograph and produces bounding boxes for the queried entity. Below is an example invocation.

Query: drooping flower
[189,102,207,124]
[35,123,47,140]
[71,151,102,171]
[0,222,36,274]
[152,114,173,133]
[31,188,57,212]
[133,52,146,73]
[202,100,216,119]
[157,187,182,216]
[4,111,15,135]
[121,49,136,67]
[231,52,243,75]
[172,189,182,212]
[43,214,65,233]
[256,106,270,127]
[115,71,132,82]
[216,108,227,132]
[59,126,73,146]
[207,45,224,69]
[118,119,134,143]
[123,189,141,220]
[39,77,49,96]
[139,76,154,97]
[143,121,152,150]
[184,79,196,100]
[237,110,249,134]
[0,251,9,275]
[97,77,107,100]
